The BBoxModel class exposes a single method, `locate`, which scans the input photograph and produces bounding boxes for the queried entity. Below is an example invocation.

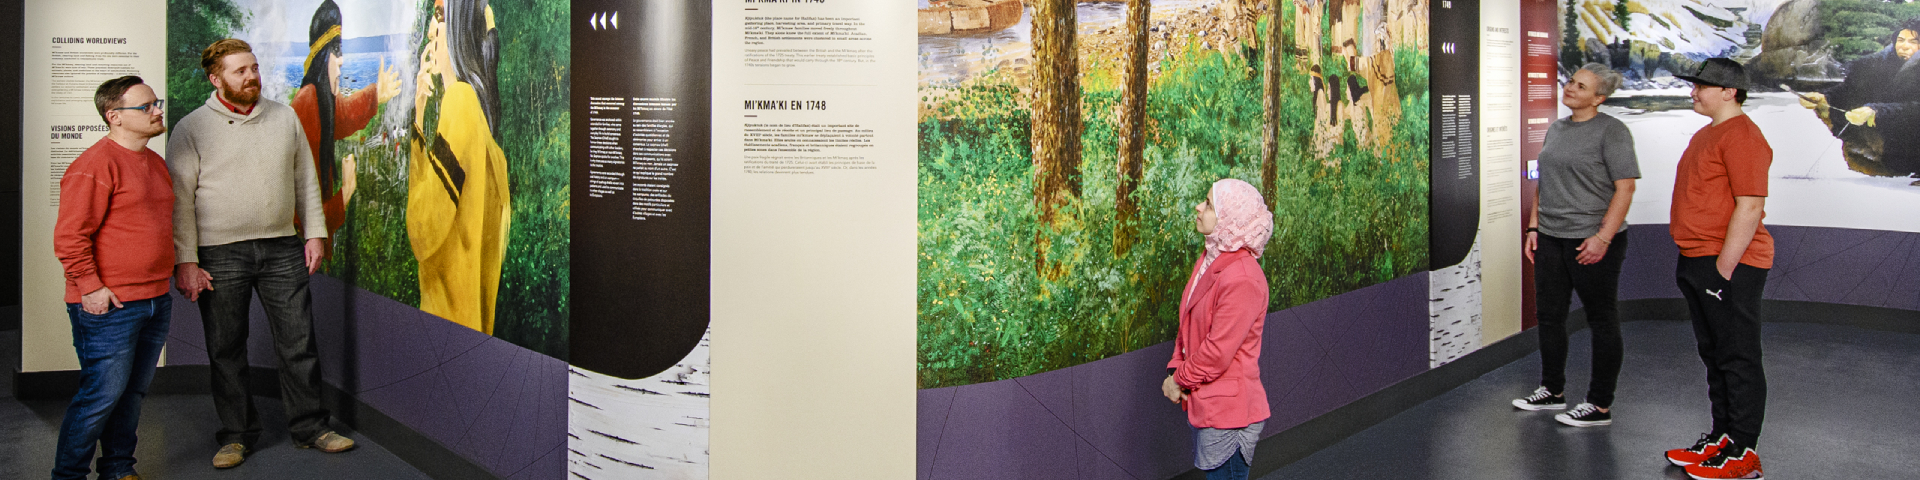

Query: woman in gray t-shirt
[1511,63,1640,428]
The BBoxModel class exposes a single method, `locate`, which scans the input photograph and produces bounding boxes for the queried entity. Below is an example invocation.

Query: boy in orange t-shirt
[1662,58,1773,480]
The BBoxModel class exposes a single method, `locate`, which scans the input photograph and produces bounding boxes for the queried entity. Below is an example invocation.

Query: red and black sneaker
[1666,432,1731,467]
[1684,445,1763,479]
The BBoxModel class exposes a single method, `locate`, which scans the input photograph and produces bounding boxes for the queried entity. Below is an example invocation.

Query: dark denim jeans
[53,295,170,480]
[196,236,331,447]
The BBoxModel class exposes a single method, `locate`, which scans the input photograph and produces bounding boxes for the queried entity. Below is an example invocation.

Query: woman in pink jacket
[1162,178,1273,480]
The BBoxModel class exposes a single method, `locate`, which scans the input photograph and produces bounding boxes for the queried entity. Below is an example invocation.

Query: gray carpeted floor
[2,328,431,480]
[1259,320,1920,480]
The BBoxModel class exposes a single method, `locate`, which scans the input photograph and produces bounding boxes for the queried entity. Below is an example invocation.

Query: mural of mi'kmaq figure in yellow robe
[409,0,510,334]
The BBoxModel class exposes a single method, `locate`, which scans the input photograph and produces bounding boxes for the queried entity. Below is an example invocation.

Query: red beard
[221,80,261,105]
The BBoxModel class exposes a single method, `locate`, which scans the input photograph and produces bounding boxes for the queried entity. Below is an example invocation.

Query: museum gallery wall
[1542,0,1920,343]
[912,0,1484,476]
[1552,0,1920,233]
[16,0,1918,479]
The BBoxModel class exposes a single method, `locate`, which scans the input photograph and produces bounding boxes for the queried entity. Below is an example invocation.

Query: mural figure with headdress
[294,0,401,238]
[409,0,511,334]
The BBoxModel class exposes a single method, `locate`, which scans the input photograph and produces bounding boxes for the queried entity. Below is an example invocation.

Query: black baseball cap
[1676,58,1750,90]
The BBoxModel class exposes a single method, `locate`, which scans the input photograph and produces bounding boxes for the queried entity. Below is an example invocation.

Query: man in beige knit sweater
[166,38,356,469]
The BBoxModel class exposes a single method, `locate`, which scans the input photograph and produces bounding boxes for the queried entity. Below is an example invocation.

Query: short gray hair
[1577,63,1624,97]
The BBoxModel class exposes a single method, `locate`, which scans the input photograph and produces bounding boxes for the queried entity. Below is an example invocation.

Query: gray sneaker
[211,443,246,469]
[1511,386,1566,411]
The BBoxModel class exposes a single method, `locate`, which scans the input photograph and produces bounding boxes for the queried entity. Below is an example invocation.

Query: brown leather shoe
[113,475,143,480]
[302,431,357,453]
[212,443,247,468]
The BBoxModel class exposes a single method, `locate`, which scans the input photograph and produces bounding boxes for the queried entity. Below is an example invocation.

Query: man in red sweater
[49,75,174,480]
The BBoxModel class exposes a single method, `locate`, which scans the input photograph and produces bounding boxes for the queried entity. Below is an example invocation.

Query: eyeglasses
[112,99,164,114]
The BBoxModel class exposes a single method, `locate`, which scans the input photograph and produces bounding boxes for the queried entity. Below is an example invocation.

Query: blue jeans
[1205,450,1250,480]
[52,295,171,480]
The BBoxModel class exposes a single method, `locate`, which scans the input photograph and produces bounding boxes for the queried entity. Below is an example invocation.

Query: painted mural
[917,0,1433,388]
[166,0,571,358]
[1557,0,1920,232]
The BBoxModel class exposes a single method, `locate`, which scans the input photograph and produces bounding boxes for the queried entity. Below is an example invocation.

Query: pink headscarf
[1204,179,1273,262]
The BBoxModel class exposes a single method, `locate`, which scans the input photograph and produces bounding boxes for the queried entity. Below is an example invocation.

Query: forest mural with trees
[917,0,1432,388]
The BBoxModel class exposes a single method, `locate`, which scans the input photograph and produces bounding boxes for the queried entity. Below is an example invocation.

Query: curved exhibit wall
[21,0,915,477]
[1550,0,1920,311]
[18,1,631,478]
[151,1,579,477]
[918,273,1431,479]
[1554,0,1920,236]
[915,229,1920,480]
[913,0,1437,391]
[18,0,1914,478]
[913,0,1463,475]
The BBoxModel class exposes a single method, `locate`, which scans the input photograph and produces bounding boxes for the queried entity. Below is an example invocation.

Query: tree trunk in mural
[1114,0,1150,256]
[1260,0,1283,210]
[1032,0,1081,275]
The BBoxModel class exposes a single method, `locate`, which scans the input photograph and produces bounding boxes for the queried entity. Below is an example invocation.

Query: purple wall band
[138,224,1920,480]
[164,275,566,479]
[920,225,1920,480]
[919,273,1431,479]
[1619,225,1920,311]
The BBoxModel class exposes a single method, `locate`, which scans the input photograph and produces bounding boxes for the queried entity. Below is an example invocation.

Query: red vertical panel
[1518,0,1561,329]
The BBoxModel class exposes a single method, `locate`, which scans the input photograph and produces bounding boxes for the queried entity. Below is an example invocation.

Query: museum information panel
[712,0,917,477]
[20,0,168,373]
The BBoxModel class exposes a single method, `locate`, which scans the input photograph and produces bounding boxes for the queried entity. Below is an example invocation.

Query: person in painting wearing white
[1512,63,1640,429]
[1163,179,1273,480]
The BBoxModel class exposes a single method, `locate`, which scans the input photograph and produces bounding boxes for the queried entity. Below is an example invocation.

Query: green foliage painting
[166,0,245,132]
[1614,0,1631,31]
[1562,0,1582,71]
[1818,0,1920,63]
[481,0,572,360]
[917,2,1431,388]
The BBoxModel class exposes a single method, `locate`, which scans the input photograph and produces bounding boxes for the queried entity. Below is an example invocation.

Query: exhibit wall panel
[162,0,573,361]
[915,0,1432,391]
[1516,0,1560,330]
[151,1,577,477]
[1478,0,1524,347]
[916,0,1437,475]
[566,0,717,477]
[1546,0,1920,341]
[1428,0,1483,367]
[917,274,1430,479]
[1555,0,1920,233]
[19,0,169,373]
[710,0,919,478]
